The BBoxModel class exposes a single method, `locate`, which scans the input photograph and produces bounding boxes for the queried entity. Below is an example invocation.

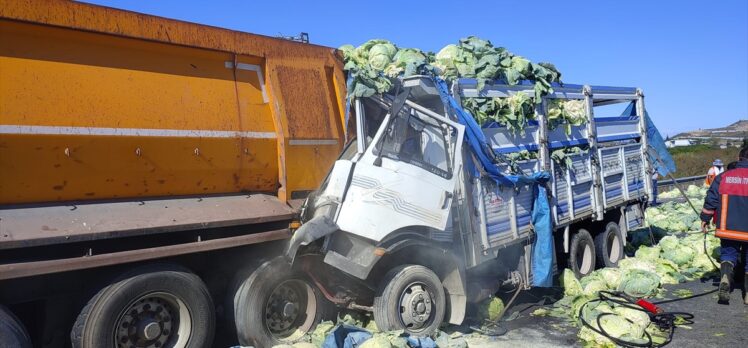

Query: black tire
[71,264,215,348]
[232,256,331,347]
[373,265,445,336]
[224,262,257,344]
[595,222,624,268]
[0,304,31,348]
[569,229,596,278]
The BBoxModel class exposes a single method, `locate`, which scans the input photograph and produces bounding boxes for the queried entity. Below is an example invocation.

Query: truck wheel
[373,265,445,336]
[232,256,329,347]
[71,264,215,348]
[0,304,31,348]
[569,229,596,278]
[595,222,624,268]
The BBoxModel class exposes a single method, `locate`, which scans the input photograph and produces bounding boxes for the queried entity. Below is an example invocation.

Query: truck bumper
[323,231,382,280]
[285,215,339,264]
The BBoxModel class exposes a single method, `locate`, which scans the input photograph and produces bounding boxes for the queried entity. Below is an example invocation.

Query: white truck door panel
[337,110,465,242]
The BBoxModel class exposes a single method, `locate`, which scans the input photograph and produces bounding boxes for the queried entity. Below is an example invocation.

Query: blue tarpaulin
[322,325,372,348]
[621,102,677,176]
[321,324,437,348]
[433,77,554,287]
[531,181,553,287]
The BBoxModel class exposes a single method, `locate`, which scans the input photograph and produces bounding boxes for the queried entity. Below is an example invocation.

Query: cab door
[335,97,465,242]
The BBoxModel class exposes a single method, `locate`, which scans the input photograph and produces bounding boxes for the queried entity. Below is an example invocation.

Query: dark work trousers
[721,239,748,266]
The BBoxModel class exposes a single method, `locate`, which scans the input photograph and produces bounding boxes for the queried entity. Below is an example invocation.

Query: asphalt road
[448,274,747,347]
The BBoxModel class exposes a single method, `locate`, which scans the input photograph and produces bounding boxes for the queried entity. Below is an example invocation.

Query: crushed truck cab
[290,75,657,335]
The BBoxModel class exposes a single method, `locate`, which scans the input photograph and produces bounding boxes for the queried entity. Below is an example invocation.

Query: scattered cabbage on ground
[555,186,718,346]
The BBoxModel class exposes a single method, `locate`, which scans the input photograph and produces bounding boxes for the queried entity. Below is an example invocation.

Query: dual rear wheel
[71,259,329,348]
[568,222,624,278]
[71,264,214,348]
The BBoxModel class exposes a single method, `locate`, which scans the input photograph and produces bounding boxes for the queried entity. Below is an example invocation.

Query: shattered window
[376,109,456,179]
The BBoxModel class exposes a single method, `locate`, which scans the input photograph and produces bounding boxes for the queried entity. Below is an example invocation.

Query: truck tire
[595,222,624,268]
[71,264,215,348]
[569,229,596,278]
[232,256,329,347]
[0,304,31,348]
[373,265,445,336]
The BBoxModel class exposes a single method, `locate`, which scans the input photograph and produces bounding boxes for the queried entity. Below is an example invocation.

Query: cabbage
[434,44,460,77]
[600,314,643,340]
[578,326,617,348]
[359,335,391,348]
[598,268,623,289]
[461,94,536,135]
[340,39,433,98]
[579,312,645,347]
[618,269,660,298]
[311,321,335,346]
[341,36,565,134]
[547,99,588,135]
[385,48,428,77]
[691,253,717,273]
[619,257,657,274]
[292,343,317,348]
[367,42,397,71]
[561,269,583,296]
[478,296,505,321]
[570,295,595,320]
[635,245,661,262]
[566,178,713,345]
[583,279,609,296]
[657,185,706,201]
[658,236,680,252]
[614,306,651,331]
[655,259,686,284]
[662,245,695,266]
[359,332,409,348]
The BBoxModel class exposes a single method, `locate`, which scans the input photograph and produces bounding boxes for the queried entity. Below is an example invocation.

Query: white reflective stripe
[0,125,277,139]
[288,139,339,145]
[225,61,269,103]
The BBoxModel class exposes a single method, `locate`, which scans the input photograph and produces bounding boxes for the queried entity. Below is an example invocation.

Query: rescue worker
[705,159,724,186]
[701,147,748,304]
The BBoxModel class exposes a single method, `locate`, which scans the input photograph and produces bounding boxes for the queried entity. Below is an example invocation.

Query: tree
[742,137,748,149]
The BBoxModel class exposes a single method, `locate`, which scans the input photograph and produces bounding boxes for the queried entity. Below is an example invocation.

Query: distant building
[665,139,694,148]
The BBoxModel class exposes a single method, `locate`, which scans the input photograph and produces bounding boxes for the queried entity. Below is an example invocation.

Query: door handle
[442,191,453,209]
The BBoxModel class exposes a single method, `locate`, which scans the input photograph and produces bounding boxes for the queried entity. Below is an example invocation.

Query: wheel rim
[114,292,191,348]
[264,279,317,342]
[397,282,435,332]
[577,244,593,275]
[607,228,622,263]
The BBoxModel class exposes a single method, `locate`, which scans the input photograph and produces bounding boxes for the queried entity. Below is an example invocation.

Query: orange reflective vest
[705,166,721,186]
[714,168,748,241]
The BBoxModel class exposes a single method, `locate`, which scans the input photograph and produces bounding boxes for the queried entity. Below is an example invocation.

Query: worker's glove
[701,220,710,234]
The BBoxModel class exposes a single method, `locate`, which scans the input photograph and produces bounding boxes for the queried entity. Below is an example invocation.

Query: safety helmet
[713,159,723,166]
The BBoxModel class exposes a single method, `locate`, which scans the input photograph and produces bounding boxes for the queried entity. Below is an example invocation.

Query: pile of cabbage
[339,37,584,135]
[537,185,720,347]
[657,184,707,200]
[644,185,708,234]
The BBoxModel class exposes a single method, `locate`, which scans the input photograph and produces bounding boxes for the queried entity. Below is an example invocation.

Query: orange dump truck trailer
[0,1,347,347]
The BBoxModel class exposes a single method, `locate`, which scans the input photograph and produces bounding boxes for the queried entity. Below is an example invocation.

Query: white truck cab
[286,75,653,335]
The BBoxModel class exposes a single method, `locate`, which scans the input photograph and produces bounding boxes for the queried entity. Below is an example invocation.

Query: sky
[83,0,748,136]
